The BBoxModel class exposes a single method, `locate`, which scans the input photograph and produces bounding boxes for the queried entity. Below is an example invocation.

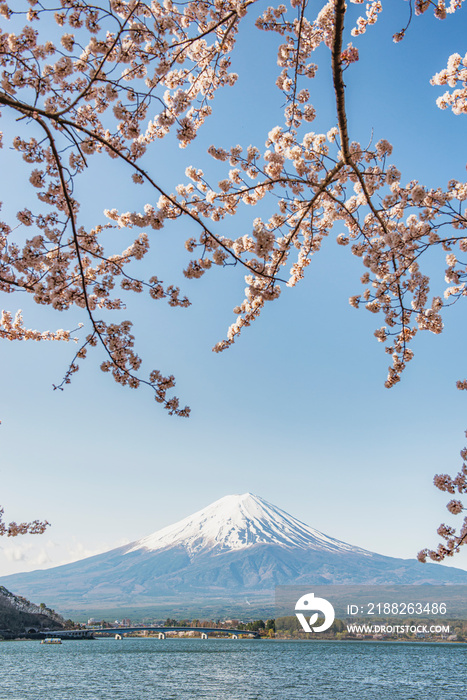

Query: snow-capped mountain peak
[126,492,366,557]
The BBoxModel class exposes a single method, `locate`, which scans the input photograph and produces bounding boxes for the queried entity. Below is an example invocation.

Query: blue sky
[1,2,467,577]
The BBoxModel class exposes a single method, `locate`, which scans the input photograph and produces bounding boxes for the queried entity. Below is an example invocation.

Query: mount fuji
[1,493,466,611]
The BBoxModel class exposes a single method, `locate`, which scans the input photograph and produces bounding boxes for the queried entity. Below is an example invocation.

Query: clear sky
[1,2,467,579]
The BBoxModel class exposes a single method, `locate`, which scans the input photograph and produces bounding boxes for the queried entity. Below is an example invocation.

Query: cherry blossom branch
[34,115,188,414]
[0,506,49,537]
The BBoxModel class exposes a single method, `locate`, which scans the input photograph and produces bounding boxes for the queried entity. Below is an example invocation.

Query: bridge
[46,626,261,640]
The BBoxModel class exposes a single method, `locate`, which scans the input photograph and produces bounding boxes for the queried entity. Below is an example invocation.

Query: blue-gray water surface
[1,638,465,699]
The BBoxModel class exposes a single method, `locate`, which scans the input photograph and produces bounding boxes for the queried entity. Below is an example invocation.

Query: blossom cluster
[0,506,50,537]
[432,51,467,114]
[0,310,76,342]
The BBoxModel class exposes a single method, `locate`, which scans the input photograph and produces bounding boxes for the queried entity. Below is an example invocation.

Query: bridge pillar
[201,632,208,639]
[158,632,166,640]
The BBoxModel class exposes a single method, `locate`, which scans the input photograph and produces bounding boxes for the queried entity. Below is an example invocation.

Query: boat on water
[40,638,62,645]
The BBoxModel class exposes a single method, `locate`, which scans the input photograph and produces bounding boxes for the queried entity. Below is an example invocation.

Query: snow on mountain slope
[126,493,370,557]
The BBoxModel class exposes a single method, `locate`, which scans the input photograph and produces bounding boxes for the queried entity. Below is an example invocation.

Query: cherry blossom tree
[1,0,467,553]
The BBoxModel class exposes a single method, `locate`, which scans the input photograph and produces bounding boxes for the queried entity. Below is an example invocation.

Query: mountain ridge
[0,585,68,637]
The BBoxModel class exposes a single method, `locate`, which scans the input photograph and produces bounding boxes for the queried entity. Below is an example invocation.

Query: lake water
[1,638,465,699]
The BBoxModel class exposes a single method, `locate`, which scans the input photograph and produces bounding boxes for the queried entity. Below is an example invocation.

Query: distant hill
[0,586,68,638]
[1,493,466,612]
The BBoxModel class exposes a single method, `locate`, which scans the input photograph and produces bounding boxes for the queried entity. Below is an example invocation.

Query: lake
[1,638,465,699]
